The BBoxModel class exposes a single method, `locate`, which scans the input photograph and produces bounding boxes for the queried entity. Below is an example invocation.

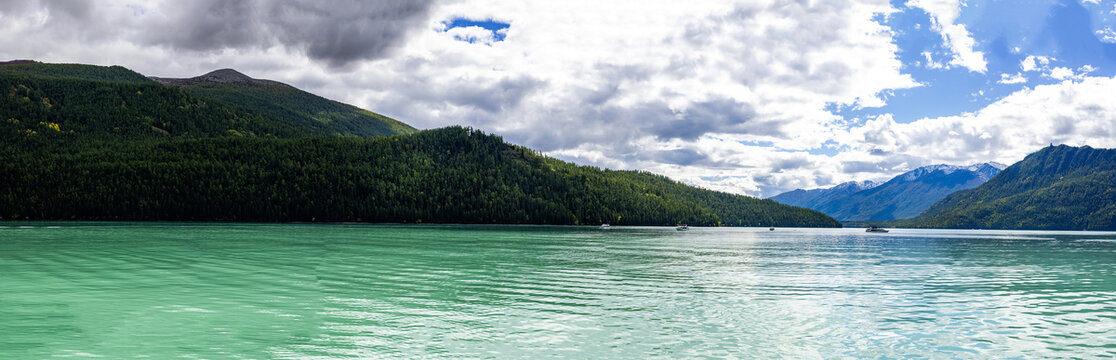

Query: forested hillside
[0,126,839,227]
[906,145,1116,230]
[0,61,154,84]
[1,61,840,227]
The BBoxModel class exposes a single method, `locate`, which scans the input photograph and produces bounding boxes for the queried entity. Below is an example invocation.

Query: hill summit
[151,69,270,86]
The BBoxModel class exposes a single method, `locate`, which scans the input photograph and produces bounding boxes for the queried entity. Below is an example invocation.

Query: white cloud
[1045,65,1095,81]
[1047,66,1075,80]
[835,76,1116,170]
[1097,26,1116,43]
[906,0,987,72]
[922,51,946,69]
[1020,55,1052,72]
[998,72,1026,84]
[739,74,1116,195]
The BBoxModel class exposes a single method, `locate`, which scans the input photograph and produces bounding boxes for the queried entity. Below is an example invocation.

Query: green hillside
[152,69,415,137]
[906,145,1116,230]
[0,126,839,227]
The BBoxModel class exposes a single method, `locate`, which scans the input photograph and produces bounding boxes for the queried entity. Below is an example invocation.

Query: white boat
[600,224,611,229]
[866,226,889,233]
[676,224,689,231]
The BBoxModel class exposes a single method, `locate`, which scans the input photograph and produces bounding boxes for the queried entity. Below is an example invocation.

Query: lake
[2,223,1115,358]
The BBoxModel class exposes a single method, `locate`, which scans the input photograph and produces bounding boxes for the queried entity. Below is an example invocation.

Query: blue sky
[4,0,1116,197]
[839,0,1116,124]
[442,18,511,43]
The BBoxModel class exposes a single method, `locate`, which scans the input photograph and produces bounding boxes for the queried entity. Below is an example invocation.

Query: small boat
[600,224,611,229]
[865,226,889,233]
[676,224,689,231]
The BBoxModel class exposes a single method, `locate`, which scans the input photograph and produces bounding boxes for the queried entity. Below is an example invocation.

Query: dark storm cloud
[0,0,436,69]
[146,0,437,68]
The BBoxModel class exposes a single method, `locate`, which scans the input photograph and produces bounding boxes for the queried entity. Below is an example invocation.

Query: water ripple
[2,224,1115,358]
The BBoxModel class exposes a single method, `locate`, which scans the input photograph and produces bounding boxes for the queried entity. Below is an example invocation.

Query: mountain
[1,62,320,138]
[770,180,878,210]
[0,61,839,227]
[151,69,415,137]
[1,62,360,138]
[770,163,1004,221]
[907,145,1116,230]
[0,61,414,139]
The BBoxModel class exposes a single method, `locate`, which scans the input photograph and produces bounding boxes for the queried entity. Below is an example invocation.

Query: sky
[3,0,1116,197]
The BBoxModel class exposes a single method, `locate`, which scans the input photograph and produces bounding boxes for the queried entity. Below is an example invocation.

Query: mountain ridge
[151,67,416,137]
[769,180,878,212]
[771,162,1004,221]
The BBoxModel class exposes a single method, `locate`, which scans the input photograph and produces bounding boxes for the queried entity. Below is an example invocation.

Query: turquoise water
[2,223,1115,358]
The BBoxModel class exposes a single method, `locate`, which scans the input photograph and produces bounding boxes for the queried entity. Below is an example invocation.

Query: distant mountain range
[906,145,1116,230]
[771,163,1005,221]
[0,60,839,227]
